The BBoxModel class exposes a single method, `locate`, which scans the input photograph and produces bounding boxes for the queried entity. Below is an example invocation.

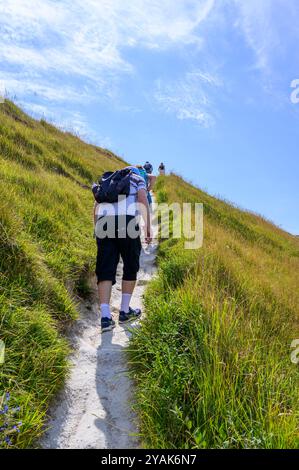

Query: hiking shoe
[101,317,116,332]
[119,307,142,324]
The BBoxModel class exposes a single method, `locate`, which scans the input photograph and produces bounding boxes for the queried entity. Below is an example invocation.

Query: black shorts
[95,216,142,285]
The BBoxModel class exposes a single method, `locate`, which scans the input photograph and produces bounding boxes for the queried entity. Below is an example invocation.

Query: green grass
[129,174,299,449]
[1,101,299,449]
[0,100,127,448]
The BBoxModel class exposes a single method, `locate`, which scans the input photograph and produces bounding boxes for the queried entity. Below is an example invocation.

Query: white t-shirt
[95,172,146,217]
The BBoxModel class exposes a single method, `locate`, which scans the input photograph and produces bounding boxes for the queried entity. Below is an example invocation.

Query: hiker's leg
[120,280,136,314]
[98,280,113,319]
[95,234,119,318]
[122,280,136,294]
[98,280,113,304]
[120,237,141,285]
[119,222,142,313]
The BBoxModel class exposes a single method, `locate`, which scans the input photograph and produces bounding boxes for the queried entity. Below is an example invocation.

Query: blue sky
[0,0,299,233]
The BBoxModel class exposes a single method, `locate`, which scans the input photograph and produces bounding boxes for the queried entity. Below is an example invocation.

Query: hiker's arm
[148,175,156,191]
[137,188,152,243]
[93,202,98,227]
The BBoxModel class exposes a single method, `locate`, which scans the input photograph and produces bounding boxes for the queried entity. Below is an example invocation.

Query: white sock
[120,293,131,313]
[100,303,111,319]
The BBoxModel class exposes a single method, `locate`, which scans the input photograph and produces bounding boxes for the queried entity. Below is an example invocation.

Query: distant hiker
[136,164,156,208]
[158,162,165,175]
[92,166,152,333]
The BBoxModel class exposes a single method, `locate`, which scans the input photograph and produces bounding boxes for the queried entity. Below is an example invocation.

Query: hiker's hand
[145,228,152,244]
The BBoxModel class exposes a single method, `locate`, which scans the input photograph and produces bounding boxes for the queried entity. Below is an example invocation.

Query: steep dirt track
[41,240,157,449]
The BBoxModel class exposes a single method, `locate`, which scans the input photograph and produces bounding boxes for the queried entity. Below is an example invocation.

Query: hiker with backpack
[136,163,156,208]
[92,166,152,332]
[143,161,157,197]
[143,161,153,174]
[158,162,165,175]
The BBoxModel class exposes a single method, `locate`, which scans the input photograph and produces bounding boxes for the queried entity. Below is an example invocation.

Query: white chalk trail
[41,240,157,449]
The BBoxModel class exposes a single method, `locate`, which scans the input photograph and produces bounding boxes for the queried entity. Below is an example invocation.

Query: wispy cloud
[153,71,221,127]
[20,99,112,148]
[1,0,297,130]
[0,0,215,103]
[233,0,274,73]
[1,74,93,104]
[60,112,113,149]
[233,0,299,75]
[0,0,218,139]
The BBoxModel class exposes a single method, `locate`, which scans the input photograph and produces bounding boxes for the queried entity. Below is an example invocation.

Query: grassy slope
[0,100,126,448]
[129,175,299,448]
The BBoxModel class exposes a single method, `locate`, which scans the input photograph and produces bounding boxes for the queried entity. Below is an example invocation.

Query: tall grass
[0,100,126,448]
[129,174,299,448]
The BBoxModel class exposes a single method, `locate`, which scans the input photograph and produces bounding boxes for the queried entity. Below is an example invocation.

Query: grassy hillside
[1,100,298,449]
[0,100,125,448]
[129,174,299,448]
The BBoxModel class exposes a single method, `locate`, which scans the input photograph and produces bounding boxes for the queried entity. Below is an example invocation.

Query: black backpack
[92,168,131,204]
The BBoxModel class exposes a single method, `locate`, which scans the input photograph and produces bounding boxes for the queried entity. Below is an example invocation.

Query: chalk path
[41,239,157,449]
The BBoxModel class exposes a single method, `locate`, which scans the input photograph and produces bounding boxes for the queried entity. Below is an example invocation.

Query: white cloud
[230,0,299,111]
[0,0,215,103]
[0,0,218,138]
[154,71,221,127]
[1,0,298,127]
[19,100,113,148]
[59,112,113,149]
[233,0,299,75]
[19,102,49,117]
[233,0,274,73]
[1,74,93,104]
